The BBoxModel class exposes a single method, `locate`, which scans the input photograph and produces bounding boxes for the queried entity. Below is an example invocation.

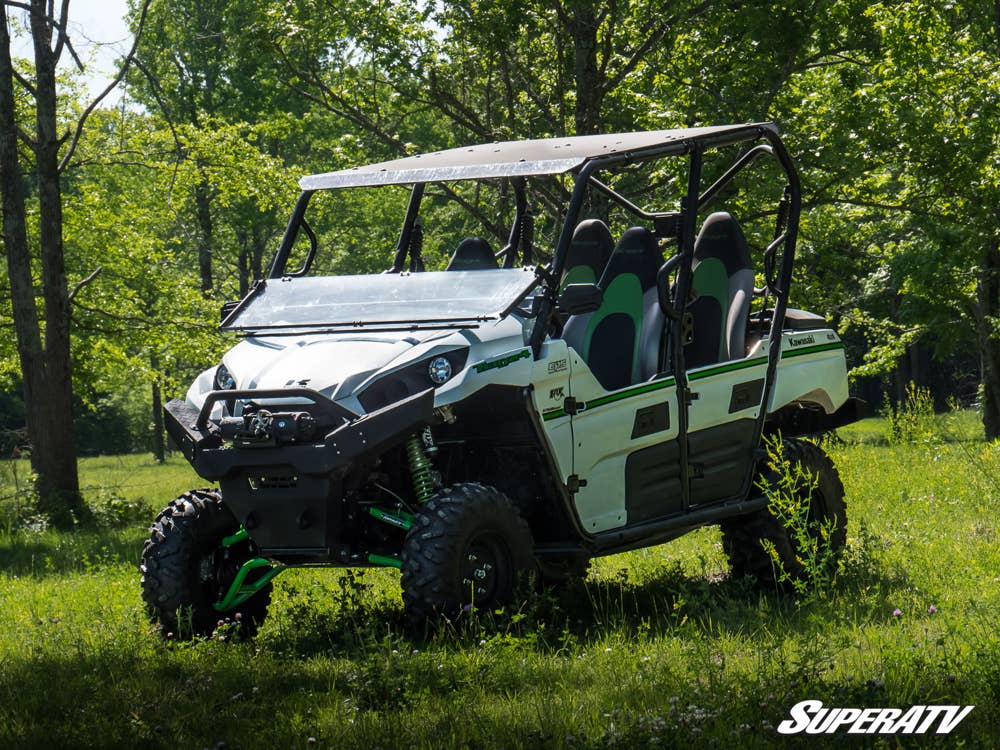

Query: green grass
[2,419,999,748]
[835,407,984,445]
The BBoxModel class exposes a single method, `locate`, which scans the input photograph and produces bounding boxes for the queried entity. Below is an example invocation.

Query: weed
[885,382,936,444]
[757,435,842,599]
[0,461,41,531]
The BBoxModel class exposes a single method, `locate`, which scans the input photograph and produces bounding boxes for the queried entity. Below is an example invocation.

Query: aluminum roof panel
[300,123,774,189]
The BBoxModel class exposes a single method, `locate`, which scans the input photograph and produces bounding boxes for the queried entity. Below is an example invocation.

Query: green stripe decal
[688,356,767,381]
[541,343,839,424]
[782,342,844,359]
[542,376,677,422]
[585,377,676,409]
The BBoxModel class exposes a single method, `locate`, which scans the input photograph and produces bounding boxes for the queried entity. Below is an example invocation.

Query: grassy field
[1,412,999,748]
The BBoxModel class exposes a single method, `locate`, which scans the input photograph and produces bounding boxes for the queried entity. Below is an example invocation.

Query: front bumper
[164,388,434,554]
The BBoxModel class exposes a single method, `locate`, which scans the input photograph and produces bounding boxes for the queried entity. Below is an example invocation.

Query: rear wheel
[401,483,535,626]
[721,439,846,588]
[141,489,272,639]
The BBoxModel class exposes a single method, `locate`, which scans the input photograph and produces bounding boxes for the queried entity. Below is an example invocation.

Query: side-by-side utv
[143,123,865,637]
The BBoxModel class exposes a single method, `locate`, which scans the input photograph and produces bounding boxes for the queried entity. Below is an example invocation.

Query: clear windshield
[223,268,538,331]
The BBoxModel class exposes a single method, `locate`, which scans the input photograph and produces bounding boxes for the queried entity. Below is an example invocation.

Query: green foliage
[0,453,200,532]
[6,0,998,456]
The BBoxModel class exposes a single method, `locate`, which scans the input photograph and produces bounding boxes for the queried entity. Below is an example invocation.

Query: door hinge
[566,474,588,494]
[681,312,694,344]
[563,396,584,415]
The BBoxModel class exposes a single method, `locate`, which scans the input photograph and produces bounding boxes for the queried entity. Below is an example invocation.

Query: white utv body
[144,124,865,637]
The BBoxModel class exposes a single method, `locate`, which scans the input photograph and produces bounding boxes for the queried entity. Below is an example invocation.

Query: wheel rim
[460,532,511,606]
[200,539,256,608]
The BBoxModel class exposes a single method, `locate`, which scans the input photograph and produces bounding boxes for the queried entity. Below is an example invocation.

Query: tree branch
[57,0,152,172]
[130,57,183,156]
[604,0,715,94]
[11,67,35,96]
[67,266,102,303]
[16,124,34,148]
[51,0,70,65]
[7,0,84,70]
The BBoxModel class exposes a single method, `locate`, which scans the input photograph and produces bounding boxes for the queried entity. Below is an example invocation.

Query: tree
[252,0,749,232]
[806,1,1000,435]
[0,0,148,524]
[128,0,307,295]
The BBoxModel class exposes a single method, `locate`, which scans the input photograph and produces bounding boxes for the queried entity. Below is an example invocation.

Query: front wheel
[401,483,535,626]
[140,489,272,639]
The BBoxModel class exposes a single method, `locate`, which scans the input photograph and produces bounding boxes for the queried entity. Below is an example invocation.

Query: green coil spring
[406,434,435,504]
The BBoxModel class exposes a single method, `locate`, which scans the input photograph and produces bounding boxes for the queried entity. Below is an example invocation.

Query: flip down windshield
[223,268,538,332]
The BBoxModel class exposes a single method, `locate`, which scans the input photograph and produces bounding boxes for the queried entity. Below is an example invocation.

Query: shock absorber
[406,433,435,504]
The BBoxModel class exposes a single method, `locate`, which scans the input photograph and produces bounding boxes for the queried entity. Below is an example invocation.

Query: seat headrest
[598,226,661,292]
[563,219,613,286]
[446,237,497,271]
[693,212,752,274]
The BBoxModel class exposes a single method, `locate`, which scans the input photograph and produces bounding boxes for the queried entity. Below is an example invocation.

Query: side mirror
[558,283,603,315]
[220,300,240,323]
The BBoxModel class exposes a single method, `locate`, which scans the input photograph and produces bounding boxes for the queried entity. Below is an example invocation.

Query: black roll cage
[268,128,794,284]
[266,125,800,364]
[549,125,801,538]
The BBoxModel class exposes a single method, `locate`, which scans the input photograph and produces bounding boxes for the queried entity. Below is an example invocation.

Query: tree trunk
[0,3,85,527]
[237,222,268,297]
[252,224,266,281]
[150,353,165,463]
[195,180,214,293]
[569,4,603,135]
[30,1,84,523]
[237,230,250,297]
[975,240,1000,439]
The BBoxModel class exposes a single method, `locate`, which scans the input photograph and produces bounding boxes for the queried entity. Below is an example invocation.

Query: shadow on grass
[1,636,993,750]
[256,533,916,663]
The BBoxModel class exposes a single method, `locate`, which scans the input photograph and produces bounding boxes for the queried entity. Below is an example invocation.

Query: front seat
[563,226,663,390]
[446,237,497,270]
[684,212,755,369]
[561,219,613,289]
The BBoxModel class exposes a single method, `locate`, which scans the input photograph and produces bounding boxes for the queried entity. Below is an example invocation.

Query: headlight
[357,349,468,413]
[427,356,453,385]
[214,363,237,390]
